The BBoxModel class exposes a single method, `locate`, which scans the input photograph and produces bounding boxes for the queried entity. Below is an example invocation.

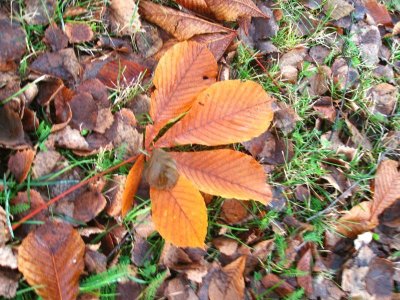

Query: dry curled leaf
[363,0,393,27]
[297,248,313,296]
[139,0,230,40]
[323,0,354,21]
[175,0,212,15]
[18,221,85,300]
[8,149,35,183]
[108,0,141,36]
[44,23,68,52]
[0,18,26,63]
[150,176,207,247]
[209,256,246,300]
[336,201,374,238]
[204,0,267,21]
[65,23,94,43]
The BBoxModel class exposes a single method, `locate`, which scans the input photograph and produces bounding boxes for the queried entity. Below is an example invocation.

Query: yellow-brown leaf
[170,150,272,204]
[175,0,213,15]
[336,201,375,238]
[209,255,246,300]
[139,0,229,40]
[370,159,400,224]
[121,154,145,217]
[157,80,273,147]
[150,176,207,247]
[190,32,237,61]
[204,0,267,21]
[150,41,218,131]
[18,221,85,300]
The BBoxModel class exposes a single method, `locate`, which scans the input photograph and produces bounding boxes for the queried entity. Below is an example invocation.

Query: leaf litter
[0,0,399,299]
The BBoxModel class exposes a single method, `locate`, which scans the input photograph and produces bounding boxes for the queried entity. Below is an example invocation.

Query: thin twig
[12,154,139,230]
[254,56,286,94]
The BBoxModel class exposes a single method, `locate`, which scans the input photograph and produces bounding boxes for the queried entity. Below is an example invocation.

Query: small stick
[12,154,139,230]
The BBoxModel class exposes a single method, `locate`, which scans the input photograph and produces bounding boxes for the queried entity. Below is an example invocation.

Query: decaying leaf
[121,155,145,217]
[150,176,207,247]
[139,0,229,41]
[336,201,374,238]
[150,41,218,131]
[157,80,273,147]
[221,199,250,225]
[0,18,26,63]
[44,23,68,52]
[18,221,85,300]
[0,104,27,149]
[24,0,56,25]
[190,32,237,61]
[323,0,354,21]
[369,83,398,116]
[144,149,179,190]
[261,273,295,297]
[8,149,35,183]
[363,0,393,27]
[297,248,313,296]
[175,0,212,15]
[0,246,17,269]
[73,188,107,223]
[108,0,141,36]
[64,23,94,43]
[370,159,400,224]
[0,269,19,299]
[171,150,272,204]
[204,0,267,21]
[0,206,9,246]
[209,256,246,300]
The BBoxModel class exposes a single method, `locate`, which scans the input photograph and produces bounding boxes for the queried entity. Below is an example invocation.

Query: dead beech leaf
[150,176,207,247]
[175,0,212,15]
[0,206,10,246]
[204,0,267,21]
[69,92,98,131]
[150,41,218,130]
[323,0,354,21]
[157,80,273,147]
[0,104,27,149]
[30,48,81,84]
[363,0,393,27]
[0,269,19,299]
[65,23,94,43]
[8,149,35,183]
[0,246,18,269]
[336,201,375,238]
[121,154,145,217]
[297,248,313,296]
[261,273,295,297]
[370,159,400,224]
[170,150,272,204]
[209,256,246,300]
[18,221,85,300]
[109,0,141,36]
[24,0,56,25]
[44,23,68,51]
[221,199,250,225]
[0,18,26,63]
[144,149,179,190]
[190,32,237,61]
[139,0,229,40]
[73,188,107,223]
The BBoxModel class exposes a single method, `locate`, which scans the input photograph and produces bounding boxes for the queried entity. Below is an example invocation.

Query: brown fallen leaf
[213,237,239,256]
[0,269,19,299]
[175,0,212,15]
[69,92,98,131]
[52,126,90,151]
[369,83,398,116]
[261,273,295,297]
[116,279,143,300]
[108,0,141,36]
[96,57,148,88]
[0,207,10,247]
[24,0,56,25]
[365,257,394,300]
[18,221,85,300]
[209,256,246,300]
[84,249,107,274]
[297,248,313,296]
[190,32,237,61]
[65,23,94,43]
[204,0,267,21]
[0,18,26,63]
[30,48,81,84]
[44,23,68,51]
[362,0,393,27]
[31,149,61,178]
[0,71,21,102]
[345,118,373,151]
[63,6,88,18]
[336,201,374,238]
[139,0,230,41]
[104,175,126,217]
[0,246,18,269]
[73,188,107,223]
[221,199,250,225]
[323,0,354,21]
[0,104,27,149]
[135,21,163,59]
[370,159,400,224]
[8,149,35,183]
[164,276,199,299]
[312,97,336,122]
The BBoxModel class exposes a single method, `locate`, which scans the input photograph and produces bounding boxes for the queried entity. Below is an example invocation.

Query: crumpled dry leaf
[65,22,94,43]
[139,0,230,41]
[8,148,35,183]
[336,201,374,238]
[204,0,267,21]
[261,273,295,297]
[0,207,10,247]
[104,175,126,217]
[0,104,27,149]
[69,92,98,131]
[135,21,163,59]
[0,71,21,102]
[52,126,90,150]
[209,256,246,300]
[369,83,398,116]
[84,248,107,274]
[31,149,61,178]
[73,187,107,223]
[221,199,249,225]
[164,276,199,300]
[108,0,141,36]
[44,23,68,51]
[323,0,354,21]
[0,18,26,63]
[362,0,393,27]
[297,248,313,296]
[24,0,56,25]
[0,246,17,269]
[0,269,19,299]
[303,65,332,97]
[350,23,381,66]
[30,48,81,84]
